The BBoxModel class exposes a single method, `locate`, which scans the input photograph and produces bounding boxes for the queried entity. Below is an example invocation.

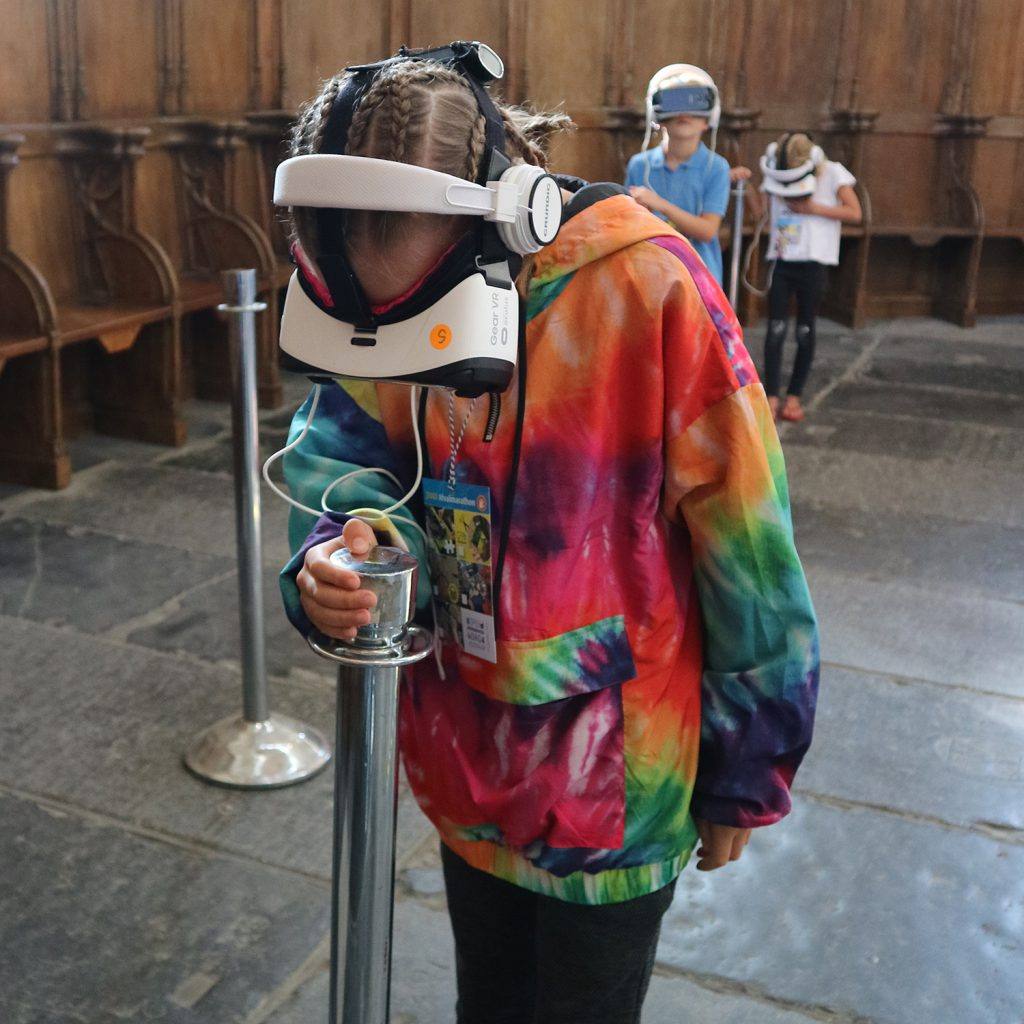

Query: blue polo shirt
[625,142,731,282]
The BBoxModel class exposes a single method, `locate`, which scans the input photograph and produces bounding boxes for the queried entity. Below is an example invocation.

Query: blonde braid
[311,74,344,154]
[466,111,487,181]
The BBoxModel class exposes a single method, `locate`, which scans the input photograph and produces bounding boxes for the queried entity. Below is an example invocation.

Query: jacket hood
[531,193,681,285]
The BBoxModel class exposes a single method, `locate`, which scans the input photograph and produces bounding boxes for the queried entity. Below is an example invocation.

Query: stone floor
[1,316,1023,1024]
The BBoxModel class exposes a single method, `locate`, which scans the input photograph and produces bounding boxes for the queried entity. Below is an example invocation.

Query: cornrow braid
[311,74,344,154]
[466,110,487,182]
[346,62,473,159]
[285,57,575,263]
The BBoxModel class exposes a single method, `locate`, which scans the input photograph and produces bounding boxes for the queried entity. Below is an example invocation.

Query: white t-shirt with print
[765,160,856,265]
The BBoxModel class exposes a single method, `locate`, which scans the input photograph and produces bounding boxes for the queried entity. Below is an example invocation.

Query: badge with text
[422,478,497,663]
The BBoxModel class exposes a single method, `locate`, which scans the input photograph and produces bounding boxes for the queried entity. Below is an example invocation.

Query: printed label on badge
[423,478,497,663]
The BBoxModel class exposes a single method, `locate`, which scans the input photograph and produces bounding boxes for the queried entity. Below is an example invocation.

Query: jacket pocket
[403,615,635,852]
[457,613,637,705]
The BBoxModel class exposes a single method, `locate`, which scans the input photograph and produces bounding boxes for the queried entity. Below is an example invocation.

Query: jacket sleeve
[660,269,820,829]
[278,381,431,636]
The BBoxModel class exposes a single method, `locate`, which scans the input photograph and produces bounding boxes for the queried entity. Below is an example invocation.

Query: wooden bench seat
[0,127,187,488]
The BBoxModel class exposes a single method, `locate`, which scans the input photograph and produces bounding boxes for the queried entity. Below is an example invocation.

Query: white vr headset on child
[759,133,825,199]
[273,41,564,398]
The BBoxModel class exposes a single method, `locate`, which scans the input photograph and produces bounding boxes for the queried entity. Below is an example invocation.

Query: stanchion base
[184,713,331,789]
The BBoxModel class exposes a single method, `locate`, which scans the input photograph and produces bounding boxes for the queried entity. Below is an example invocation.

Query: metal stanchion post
[307,546,433,1024]
[185,268,331,788]
[728,178,746,311]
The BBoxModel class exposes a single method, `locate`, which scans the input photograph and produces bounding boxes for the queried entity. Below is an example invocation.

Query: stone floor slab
[782,444,1024,529]
[158,425,292,477]
[801,664,1024,831]
[0,791,329,1024]
[864,330,1024,377]
[0,518,231,633]
[657,800,1024,1024]
[0,616,430,879]
[792,501,1024,602]
[807,567,1024,697]
[124,564,333,683]
[5,463,295,568]
[821,379,1024,430]
[782,407,1024,469]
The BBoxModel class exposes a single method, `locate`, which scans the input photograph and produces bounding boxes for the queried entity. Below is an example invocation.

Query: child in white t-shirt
[758,133,861,421]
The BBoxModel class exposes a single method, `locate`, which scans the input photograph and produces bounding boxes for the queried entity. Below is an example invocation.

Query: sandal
[780,398,805,422]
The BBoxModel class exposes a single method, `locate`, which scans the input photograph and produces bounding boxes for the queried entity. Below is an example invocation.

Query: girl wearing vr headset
[278,46,818,1024]
[755,132,862,422]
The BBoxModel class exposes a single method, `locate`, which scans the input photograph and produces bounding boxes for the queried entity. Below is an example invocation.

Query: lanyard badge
[423,478,497,663]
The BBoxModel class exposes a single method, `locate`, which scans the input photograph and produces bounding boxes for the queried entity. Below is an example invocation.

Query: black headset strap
[461,76,508,184]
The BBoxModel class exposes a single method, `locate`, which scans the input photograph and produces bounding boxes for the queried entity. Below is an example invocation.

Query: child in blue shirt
[625,65,747,284]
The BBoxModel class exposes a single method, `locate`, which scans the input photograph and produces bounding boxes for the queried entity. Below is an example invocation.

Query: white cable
[262,383,323,517]
[264,383,428,549]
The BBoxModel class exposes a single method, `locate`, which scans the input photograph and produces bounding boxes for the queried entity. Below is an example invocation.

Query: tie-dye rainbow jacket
[280,194,819,905]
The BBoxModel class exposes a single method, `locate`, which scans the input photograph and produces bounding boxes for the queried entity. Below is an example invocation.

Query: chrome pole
[308,546,432,1024]
[184,269,331,789]
[728,178,746,311]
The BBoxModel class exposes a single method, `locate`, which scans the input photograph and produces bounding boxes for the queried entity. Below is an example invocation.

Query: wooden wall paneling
[179,0,252,114]
[249,0,280,110]
[503,0,528,105]
[739,0,845,122]
[525,0,620,180]
[0,1,56,122]
[280,0,390,111]
[975,239,1024,314]
[73,0,161,119]
[387,0,411,53]
[859,133,938,228]
[854,0,958,120]
[969,0,1024,116]
[0,133,68,488]
[408,0,504,53]
[625,0,717,100]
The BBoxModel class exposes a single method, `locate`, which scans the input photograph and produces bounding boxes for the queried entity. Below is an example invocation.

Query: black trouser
[441,844,677,1024]
[764,260,826,398]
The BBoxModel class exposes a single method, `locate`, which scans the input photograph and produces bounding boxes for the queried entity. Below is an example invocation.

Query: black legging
[763,260,826,398]
[441,844,677,1024]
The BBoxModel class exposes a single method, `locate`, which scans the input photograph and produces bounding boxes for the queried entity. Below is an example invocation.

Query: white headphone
[275,153,562,256]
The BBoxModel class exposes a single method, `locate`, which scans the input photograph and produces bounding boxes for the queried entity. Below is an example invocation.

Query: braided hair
[288,59,573,262]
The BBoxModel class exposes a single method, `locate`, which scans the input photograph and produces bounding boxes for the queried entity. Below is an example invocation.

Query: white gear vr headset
[273,41,563,397]
[760,132,825,199]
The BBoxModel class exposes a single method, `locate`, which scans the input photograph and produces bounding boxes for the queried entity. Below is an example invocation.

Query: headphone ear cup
[495,164,563,255]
